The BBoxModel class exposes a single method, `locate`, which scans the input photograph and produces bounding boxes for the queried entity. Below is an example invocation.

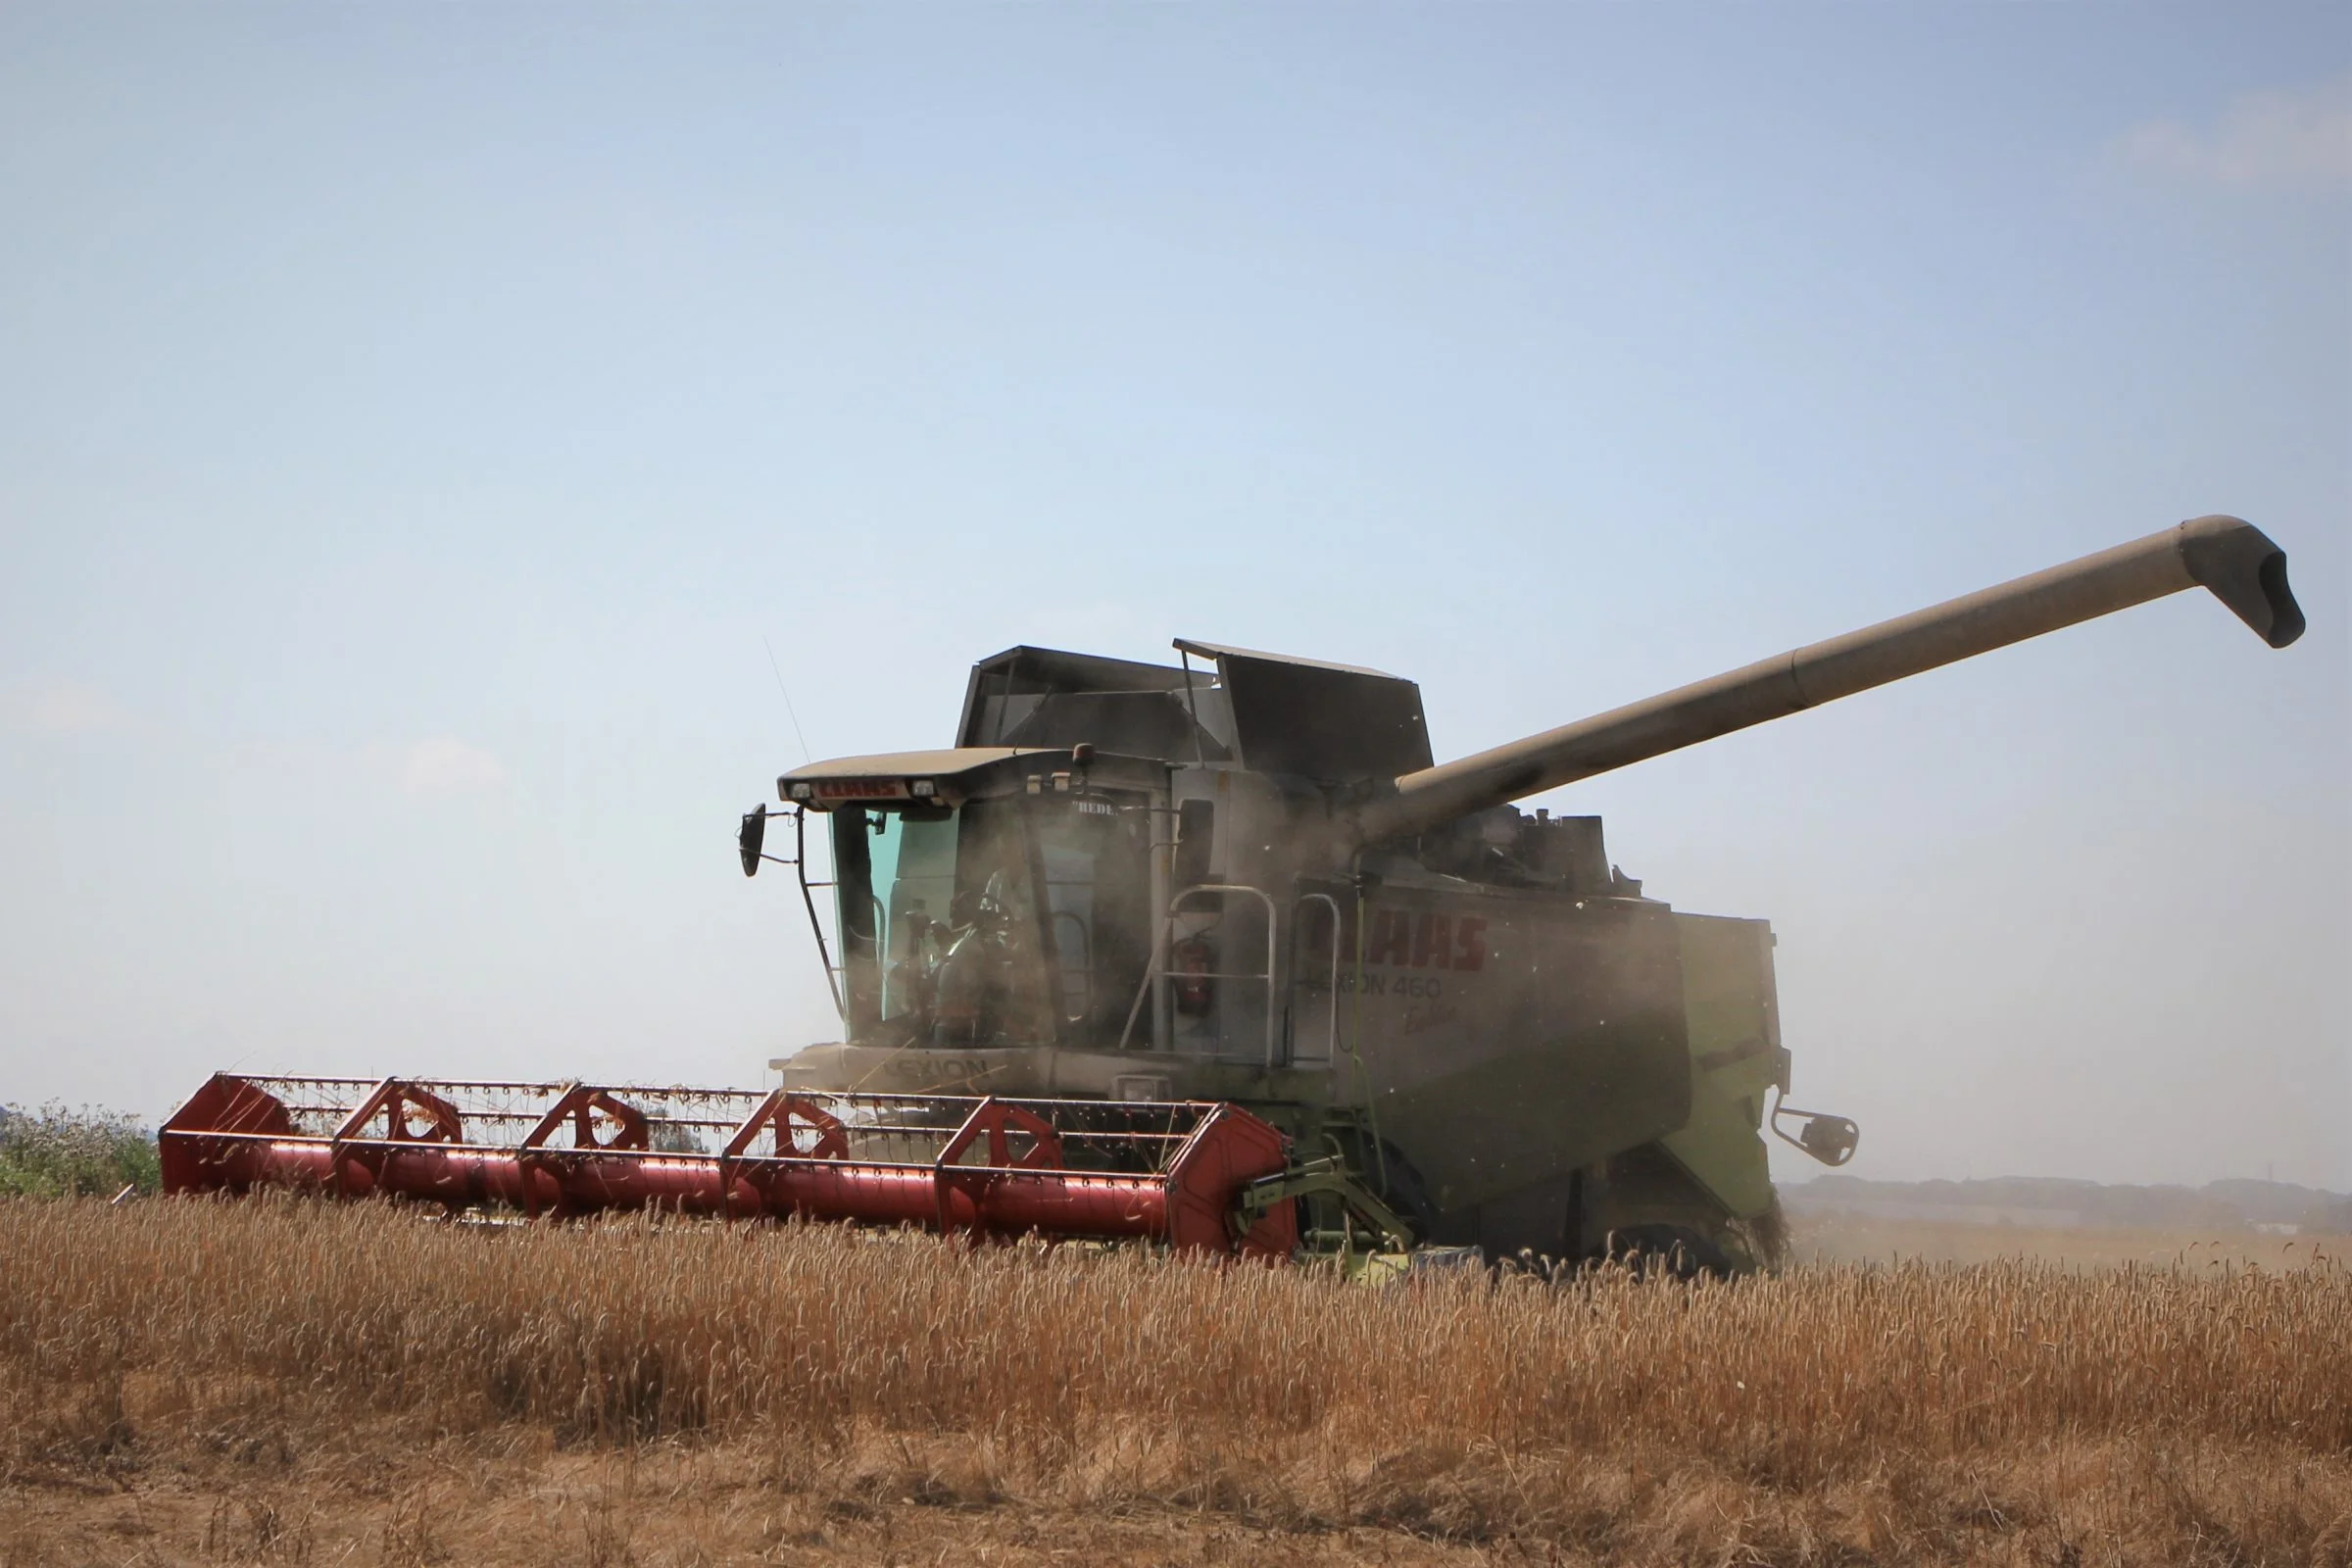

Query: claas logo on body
[1362,911,1487,971]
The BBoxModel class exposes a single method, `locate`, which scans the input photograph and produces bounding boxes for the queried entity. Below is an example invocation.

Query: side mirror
[1770,1092,1859,1167]
[739,804,767,877]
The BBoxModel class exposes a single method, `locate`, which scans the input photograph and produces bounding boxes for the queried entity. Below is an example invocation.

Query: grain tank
[748,516,2303,1268]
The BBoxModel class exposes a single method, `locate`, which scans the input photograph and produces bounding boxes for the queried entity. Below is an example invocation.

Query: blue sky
[2,5,2345,1189]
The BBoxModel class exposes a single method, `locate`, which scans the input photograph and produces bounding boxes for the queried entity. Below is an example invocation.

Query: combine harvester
[164,516,2304,1269]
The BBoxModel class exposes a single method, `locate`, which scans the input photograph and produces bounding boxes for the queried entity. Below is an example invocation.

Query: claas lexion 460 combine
[164,516,2303,1271]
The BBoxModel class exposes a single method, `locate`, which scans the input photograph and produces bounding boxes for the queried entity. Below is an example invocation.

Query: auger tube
[1348,515,2303,849]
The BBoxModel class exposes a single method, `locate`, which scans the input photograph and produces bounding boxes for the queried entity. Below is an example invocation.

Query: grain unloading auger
[166,516,2303,1268]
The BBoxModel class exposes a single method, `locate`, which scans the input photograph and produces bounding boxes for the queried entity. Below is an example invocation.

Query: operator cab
[760,641,1441,1066]
[775,748,1164,1054]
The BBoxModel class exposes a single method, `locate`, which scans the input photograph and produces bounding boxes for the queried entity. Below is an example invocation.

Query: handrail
[1115,883,1283,1068]
[791,806,846,1018]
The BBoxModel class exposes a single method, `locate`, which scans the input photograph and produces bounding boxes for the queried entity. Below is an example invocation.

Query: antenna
[761,635,813,764]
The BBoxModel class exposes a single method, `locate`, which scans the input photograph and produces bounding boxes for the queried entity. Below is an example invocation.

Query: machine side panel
[1354,891,1692,1216]
[1659,913,1783,1221]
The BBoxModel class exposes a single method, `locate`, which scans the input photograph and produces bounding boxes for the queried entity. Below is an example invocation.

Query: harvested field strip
[3,1198,2348,1563]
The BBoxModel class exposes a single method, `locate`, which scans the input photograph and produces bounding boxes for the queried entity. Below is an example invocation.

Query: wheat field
[2,1198,2346,1566]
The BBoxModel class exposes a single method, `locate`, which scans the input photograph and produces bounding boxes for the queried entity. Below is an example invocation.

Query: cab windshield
[830,794,1152,1050]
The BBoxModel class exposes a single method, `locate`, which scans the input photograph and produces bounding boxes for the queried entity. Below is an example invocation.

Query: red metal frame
[159,1074,1298,1259]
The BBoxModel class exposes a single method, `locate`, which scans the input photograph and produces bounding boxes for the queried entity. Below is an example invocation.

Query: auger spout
[1347,515,2303,848]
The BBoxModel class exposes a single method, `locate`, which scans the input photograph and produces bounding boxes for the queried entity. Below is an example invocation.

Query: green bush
[0,1103,162,1199]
